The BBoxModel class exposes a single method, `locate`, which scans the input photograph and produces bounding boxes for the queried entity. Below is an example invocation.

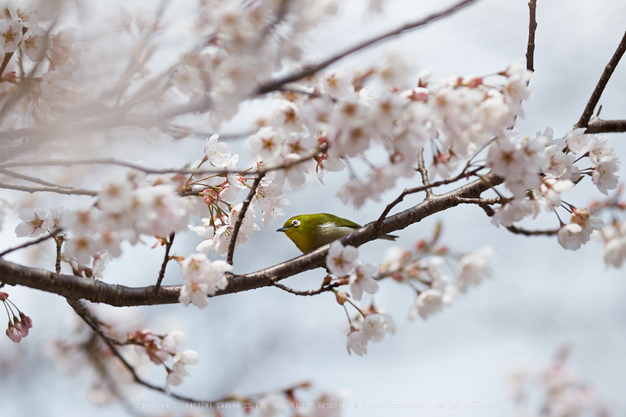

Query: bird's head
[277,214,320,253]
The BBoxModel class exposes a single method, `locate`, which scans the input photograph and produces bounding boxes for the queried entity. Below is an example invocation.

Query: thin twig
[67,299,210,403]
[272,280,342,296]
[0,182,98,196]
[416,149,433,198]
[255,0,478,95]
[575,31,626,128]
[376,166,484,223]
[0,52,13,78]
[0,148,320,177]
[100,0,171,103]
[525,0,537,72]
[0,229,61,257]
[0,168,74,189]
[227,173,265,265]
[154,232,175,291]
[506,225,559,236]
[55,235,63,274]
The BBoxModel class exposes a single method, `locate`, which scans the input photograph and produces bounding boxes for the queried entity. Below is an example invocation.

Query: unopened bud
[335,291,349,305]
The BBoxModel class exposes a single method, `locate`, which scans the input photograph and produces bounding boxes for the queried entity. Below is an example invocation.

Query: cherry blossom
[349,261,379,300]
[603,229,626,268]
[255,177,288,227]
[326,241,359,276]
[15,208,48,237]
[564,128,592,155]
[179,253,232,308]
[456,247,495,293]
[249,126,286,162]
[0,19,23,53]
[165,350,199,393]
[558,208,603,251]
[409,289,444,320]
[491,199,540,227]
[204,134,232,167]
[346,330,368,356]
[8,0,38,28]
[592,157,620,195]
[362,313,395,342]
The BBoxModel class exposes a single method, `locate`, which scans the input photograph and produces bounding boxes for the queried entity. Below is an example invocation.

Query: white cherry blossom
[326,241,359,276]
[349,262,379,301]
[15,208,48,237]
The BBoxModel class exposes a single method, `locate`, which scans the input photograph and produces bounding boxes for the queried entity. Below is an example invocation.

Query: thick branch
[585,118,626,134]
[0,172,502,307]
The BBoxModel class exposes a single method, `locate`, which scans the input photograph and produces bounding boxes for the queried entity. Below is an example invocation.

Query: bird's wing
[321,214,361,229]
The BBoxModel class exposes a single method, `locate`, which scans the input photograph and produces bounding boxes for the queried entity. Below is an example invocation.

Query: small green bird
[277,213,398,253]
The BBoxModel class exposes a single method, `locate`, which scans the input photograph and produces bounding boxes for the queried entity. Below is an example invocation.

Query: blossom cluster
[325,241,395,356]
[486,126,620,251]
[169,0,339,124]
[346,313,396,356]
[0,0,86,120]
[242,59,534,211]
[1,291,33,343]
[0,0,48,61]
[590,186,626,268]
[14,172,198,271]
[509,349,610,417]
[188,135,265,255]
[178,253,232,308]
[378,233,495,320]
[125,329,199,393]
[326,241,379,301]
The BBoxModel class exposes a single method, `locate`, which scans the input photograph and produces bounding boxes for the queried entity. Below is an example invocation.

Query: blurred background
[1,0,626,416]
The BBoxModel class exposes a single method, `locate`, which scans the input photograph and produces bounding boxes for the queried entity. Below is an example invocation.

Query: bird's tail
[378,234,398,241]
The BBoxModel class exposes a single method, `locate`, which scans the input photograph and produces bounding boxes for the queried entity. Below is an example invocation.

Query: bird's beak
[276,226,289,233]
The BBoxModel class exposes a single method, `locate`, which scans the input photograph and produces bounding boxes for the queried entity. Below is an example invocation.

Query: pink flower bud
[6,323,22,343]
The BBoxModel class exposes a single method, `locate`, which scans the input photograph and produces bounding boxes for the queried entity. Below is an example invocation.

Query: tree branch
[376,166,485,223]
[0,229,62,257]
[0,167,74,189]
[525,0,537,72]
[0,171,502,307]
[0,182,98,196]
[0,148,320,177]
[505,225,559,236]
[272,280,342,296]
[154,232,175,291]
[416,149,433,198]
[575,30,626,128]
[585,118,626,134]
[255,0,478,95]
[227,173,265,265]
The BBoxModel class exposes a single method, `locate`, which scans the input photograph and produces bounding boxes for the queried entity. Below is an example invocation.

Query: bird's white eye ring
[292,219,300,227]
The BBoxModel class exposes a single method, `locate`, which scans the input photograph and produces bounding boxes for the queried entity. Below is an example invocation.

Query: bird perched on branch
[277,213,398,253]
